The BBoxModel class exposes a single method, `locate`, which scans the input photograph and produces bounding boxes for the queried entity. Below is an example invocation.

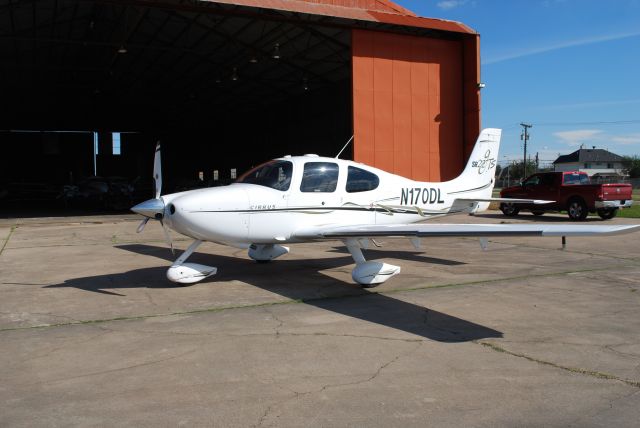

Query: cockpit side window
[236,160,292,191]
[300,162,339,193]
[346,166,379,193]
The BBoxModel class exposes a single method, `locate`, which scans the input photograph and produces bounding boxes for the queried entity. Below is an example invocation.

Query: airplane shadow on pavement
[44,243,502,343]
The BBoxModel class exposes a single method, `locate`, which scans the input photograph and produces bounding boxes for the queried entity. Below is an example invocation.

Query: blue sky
[394,0,640,165]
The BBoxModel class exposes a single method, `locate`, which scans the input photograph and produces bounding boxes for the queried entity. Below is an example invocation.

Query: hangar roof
[226,0,418,16]
[206,0,475,33]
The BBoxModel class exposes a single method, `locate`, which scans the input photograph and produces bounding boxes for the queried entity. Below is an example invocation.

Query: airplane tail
[448,128,501,201]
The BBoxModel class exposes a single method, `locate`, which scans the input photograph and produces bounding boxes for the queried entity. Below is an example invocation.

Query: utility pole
[520,123,532,179]
[535,152,539,172]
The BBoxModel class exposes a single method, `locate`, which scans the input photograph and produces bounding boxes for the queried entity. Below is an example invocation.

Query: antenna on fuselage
[335,135,354,159]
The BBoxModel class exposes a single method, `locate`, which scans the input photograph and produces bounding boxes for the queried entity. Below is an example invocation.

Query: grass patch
[0,225,16,256]
[618,203,640,218]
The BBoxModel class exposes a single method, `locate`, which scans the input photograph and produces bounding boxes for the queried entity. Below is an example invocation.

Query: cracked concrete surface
[1,213,640,426]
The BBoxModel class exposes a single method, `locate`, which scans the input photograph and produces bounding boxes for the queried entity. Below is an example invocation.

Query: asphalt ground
[1,212,639,427]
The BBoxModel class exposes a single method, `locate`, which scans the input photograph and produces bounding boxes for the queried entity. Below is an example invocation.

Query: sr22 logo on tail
[471,149,496,174]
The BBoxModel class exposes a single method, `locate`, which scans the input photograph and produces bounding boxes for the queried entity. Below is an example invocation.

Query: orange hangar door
[352,29,475,182]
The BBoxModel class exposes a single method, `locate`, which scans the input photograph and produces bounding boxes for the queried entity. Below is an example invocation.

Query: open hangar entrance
[0,0,480,212]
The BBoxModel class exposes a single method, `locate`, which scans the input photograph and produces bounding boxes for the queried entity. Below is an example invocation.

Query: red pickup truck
[499,171,633,220]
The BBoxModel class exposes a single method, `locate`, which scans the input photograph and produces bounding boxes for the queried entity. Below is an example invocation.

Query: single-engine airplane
[132,128,639,286]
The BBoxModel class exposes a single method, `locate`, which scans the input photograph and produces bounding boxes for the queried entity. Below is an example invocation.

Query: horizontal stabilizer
[455,198,554,205]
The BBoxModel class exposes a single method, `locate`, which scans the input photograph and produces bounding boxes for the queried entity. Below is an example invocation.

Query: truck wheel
[500,202,520,217]
[531,211,545,216]
[567,198,588,221]
[597,208,618,220]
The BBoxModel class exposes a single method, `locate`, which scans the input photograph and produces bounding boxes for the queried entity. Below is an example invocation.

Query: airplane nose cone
[164,186,251,241]
[131,198,165,219]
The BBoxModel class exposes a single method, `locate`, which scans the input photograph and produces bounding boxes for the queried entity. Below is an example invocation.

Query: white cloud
[437,0,467,10]
[553,129,603,146]
[611,133,640,145]
[551,130,640,151]
[484,30,640,65]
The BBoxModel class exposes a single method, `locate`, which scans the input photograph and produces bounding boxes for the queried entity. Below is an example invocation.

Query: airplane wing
[294,223,640,240]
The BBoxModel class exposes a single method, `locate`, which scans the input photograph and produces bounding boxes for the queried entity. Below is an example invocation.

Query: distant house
[553,147,627,181]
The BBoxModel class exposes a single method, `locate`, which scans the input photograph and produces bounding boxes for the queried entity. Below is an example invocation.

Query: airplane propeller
[136,217,149,233]
[131,142,174,254]
[154,141,162,199]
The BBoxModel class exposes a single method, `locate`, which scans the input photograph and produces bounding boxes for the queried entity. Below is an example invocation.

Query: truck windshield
[564,173,590,185]
[236,160,293,191]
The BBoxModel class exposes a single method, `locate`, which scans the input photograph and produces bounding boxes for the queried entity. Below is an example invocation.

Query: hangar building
[0,0,481,208]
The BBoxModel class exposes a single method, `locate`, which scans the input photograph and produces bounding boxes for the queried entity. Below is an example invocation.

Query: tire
[567,198,588,221]
[500,202,520,217]
[597,208,618,220]
[531,211,545,216]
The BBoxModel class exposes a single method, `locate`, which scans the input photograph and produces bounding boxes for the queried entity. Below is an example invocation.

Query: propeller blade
[160,220,174,254]
[153,141,162,199]
[136,217,149,233]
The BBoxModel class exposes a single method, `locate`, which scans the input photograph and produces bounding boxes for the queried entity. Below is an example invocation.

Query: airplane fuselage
[160,154,488,246]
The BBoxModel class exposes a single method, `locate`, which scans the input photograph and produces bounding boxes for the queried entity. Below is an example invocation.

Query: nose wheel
[166,240,217,284]
[344,239,400,287]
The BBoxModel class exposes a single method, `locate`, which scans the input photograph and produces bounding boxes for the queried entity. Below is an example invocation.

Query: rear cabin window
[564,173,590,185]
[346,166,379,193]
[236,160,293,191]
[300,162,339,192]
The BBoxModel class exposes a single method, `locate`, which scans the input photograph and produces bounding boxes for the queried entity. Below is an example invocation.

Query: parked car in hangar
[500,171,633,220]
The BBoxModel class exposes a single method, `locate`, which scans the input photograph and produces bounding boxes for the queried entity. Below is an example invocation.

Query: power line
[529,119,640,127]
[497,119,640,131]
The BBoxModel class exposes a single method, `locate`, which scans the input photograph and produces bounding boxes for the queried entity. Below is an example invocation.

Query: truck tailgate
[601,184,633,200]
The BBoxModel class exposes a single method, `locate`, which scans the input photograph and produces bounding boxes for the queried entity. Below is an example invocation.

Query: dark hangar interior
[0,0,480,211]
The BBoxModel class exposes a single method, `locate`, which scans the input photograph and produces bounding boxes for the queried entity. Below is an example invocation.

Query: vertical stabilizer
[450,128,501,200]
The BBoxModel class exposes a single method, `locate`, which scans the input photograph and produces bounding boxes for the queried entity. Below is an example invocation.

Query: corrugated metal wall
[352,29,479,182]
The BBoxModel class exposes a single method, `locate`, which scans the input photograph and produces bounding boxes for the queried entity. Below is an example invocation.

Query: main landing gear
[344,239,401,287]
[166,240,399,287]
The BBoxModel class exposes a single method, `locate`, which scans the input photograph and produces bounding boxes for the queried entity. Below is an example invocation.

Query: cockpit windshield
[236,160,293,191]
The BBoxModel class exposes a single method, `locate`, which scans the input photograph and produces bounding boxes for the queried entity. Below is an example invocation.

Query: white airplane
[132,128,639,286]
